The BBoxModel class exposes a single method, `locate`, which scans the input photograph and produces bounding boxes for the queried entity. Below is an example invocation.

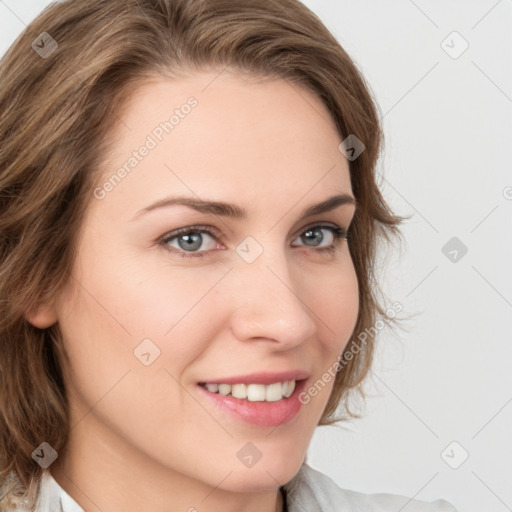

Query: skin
[26,68,359,512]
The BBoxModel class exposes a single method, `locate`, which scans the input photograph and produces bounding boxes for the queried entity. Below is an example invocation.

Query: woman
[0,0,457,510]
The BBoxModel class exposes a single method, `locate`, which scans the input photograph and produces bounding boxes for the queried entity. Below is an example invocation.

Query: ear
[25,301,58,329]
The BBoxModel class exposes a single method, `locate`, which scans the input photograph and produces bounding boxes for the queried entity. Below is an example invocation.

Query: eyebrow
[131,193,356,221]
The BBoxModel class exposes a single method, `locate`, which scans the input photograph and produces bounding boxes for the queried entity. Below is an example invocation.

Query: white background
[1,1,511,511]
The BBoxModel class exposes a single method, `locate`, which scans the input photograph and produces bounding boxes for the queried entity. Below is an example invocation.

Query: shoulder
[0,473,32,512]
[1,469,81,512]
[283,463,458,512]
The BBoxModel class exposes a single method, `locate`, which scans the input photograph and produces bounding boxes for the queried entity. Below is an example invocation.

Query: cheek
[69,236,230,342]
[308,257,359,353]
[290,272,358,431]
[54,251,233,419]
[54,261,224,460]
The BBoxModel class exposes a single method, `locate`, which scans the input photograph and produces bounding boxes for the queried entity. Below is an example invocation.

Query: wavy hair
[0,0,402,508]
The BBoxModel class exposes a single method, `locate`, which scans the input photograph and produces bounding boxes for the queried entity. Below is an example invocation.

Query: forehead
[94,69,352,216]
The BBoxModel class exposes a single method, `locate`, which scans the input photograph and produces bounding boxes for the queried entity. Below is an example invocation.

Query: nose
[228,247,317,350]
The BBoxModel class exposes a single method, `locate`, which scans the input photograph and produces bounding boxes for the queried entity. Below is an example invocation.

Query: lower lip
[196,380,307,427]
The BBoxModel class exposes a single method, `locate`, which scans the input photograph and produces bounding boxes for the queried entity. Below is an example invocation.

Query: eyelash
[158,223,349,259]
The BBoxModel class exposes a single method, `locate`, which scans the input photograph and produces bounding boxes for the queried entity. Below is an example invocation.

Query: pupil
[178,232,202,251]
[303,228,323,246]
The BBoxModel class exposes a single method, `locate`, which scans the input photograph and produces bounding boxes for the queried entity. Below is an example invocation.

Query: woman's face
[30,69,358,497]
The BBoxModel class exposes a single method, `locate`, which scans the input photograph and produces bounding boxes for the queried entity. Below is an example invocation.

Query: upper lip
[198,370,310,385]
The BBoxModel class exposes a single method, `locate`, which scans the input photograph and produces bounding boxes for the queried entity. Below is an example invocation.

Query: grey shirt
[283,463,457,511]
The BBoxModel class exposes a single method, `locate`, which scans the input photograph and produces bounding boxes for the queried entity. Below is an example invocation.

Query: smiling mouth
[197,377,308,427]
[198,380,298,402]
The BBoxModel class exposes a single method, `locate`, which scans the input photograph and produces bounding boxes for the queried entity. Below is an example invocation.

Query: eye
[291,224,348,252]
[159,225,221,258]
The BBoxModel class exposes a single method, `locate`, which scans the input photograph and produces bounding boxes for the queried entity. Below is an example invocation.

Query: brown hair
[0,0,402,507]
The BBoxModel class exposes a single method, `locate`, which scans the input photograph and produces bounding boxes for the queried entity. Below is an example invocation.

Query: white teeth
[218,384,231,396]
[203,380,296,401]
[231,383,247,399]
[247,384,266,401]
[205,383,219,393]
[265,382,282,402]
[283,380,295,398]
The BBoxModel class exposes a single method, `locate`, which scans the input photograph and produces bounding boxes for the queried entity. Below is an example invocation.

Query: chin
[213,448,306,493]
